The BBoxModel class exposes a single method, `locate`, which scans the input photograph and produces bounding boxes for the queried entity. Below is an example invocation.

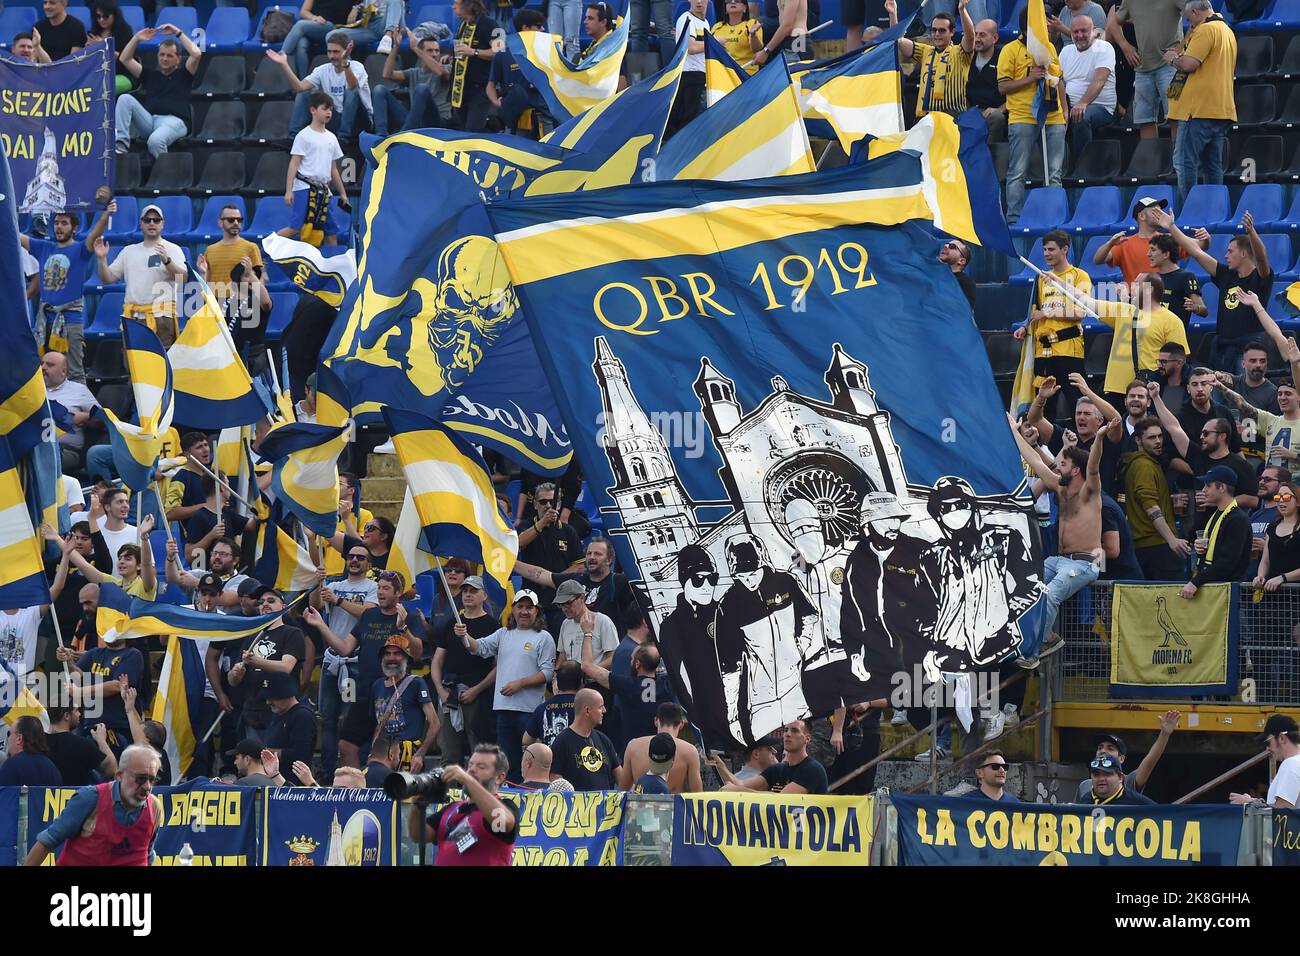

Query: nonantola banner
[1272,809,1300,866]
[0,44,114,214]
[262,787,400,866]
[893,793,1244,866]
[20,779,257,866]
[671,792,872,865]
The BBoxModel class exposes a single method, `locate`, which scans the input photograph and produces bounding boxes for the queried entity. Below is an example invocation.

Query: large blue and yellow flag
[253,500,322,594]
[1026,0,1063,122]
[150,634,207,783]
[312,363,352,428]
[528,35,689,195]
[0,434,51,610]
[262,234,357,309]
[257,421,351,537]
[0,152,50,462]
[382,407,518,593]
[703,31,748,105]
[483,153,1040,744]
[507,8,630,121]
[169,279,270,429]
[95,581,297,643]
[790,17,910,153]
[99,320,176,492]
[656,56,813,182]
[322,131,573,475]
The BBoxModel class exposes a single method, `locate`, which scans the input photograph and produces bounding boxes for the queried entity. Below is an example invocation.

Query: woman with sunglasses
[89,1,136,94]
[1253,482,1300,593]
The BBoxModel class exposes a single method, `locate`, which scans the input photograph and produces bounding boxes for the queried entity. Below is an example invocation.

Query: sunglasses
[140,216,162,224]
[347,552,369,560]
[535,498,555,507]
[445,567,466,574]
[364,523,379,532]
[95,10,113,17]
[980,762,1008,771]
[376,571,401,583]
[1089,758,1118,771]
[221,216,243,223]
[129,772,159,785]
[689,571,720,587]
[1275,492,1296,503]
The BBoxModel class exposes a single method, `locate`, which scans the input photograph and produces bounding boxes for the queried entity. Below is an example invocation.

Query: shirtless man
[753,0,806,67]
[1009,395,1114,665]
[616,702,703,794]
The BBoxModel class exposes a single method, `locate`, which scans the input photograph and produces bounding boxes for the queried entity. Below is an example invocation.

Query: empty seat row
[116,150,302,197]
[192,53,402,99]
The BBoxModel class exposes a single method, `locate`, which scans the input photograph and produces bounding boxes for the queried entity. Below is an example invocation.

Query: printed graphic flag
[150,634,207,783]
[262,234,358,308]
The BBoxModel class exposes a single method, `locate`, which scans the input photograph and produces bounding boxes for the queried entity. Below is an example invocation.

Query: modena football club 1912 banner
[893,794,1243,866]
[485,153,1044,749]
[23,780,257,865]
[262,787,400,866]
[671,792,872,865]
[430,789,627,865]
[1109,583,1239,697]
[0,43,114,214]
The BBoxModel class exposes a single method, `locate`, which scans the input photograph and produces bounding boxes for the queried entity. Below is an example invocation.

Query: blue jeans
[290,88,370,142]
[1005,121,1065,224]
[114,94,187,158]
[548,0,583,55]
[1022,555,1099,658]
[1174,117,1230,206]
[318,661,351,776]
[1069,103,1113,161]
[372,82,444,135]
[629,0,673,59]
[282,19,333,77]
[335,0,405,50]
[495,710,532,783]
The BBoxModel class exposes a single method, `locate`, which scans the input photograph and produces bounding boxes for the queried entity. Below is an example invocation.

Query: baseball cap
[234,738,263,759]
[1258,714,1299,742]
[1094,732,1127,756]
[196,572,223,594]
[383,633,412,656]
[461,574,485,591]
[1196,464,1239,489]
[236,577,263,599]
[1132,196,1168,218]
[513,589,540,606]
[254,584,284,602]
[263,671,298,700]
[648,733,676,773]
[140,203,164,219]
[554,579,586,604]
[1090,753,1122,775]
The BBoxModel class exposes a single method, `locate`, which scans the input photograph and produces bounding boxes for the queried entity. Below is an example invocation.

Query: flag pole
[741,19,831,68]
[435,561,463,626]
[1017,256,1099,319]
[199,707,224,744]
[188,455,254,512]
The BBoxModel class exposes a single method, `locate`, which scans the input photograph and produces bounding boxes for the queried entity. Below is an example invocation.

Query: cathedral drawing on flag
[592,336,1042,748]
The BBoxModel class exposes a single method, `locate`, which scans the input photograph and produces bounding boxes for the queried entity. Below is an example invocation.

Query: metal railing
[1052,581,1300,704]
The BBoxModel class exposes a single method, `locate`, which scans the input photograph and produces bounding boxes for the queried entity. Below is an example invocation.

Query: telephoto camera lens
[384,767,448,801]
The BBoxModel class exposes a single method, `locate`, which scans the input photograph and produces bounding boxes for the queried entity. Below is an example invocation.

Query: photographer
[405,745,519,866]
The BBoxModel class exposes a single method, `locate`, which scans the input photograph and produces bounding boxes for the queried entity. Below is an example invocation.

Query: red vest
[434,801,514,867]
[57,782,156,867]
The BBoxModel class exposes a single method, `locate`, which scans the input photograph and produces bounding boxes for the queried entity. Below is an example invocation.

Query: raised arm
[119,28,151,78]
[958,0,974,54]
[1094,230,1128,265]
[1008,413,1060,492]
[511,559,556,590]
[301,605,358,656]
[1148,207,1218,275]
[1025,377,1058,445]
[1147,381,1191,458]
[1242,212,1272,279]
[1068,372,1123,442]
[83,200,117,252]
[138,515,157,594]
[1213,374,1262,423]
[265,49,312,92]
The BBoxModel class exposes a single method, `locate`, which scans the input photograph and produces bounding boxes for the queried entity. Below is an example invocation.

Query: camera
[384,767,448,802]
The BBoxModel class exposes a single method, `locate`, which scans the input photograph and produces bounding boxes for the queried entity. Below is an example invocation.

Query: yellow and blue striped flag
[528,35,689,195]
[99,320,176,492]
[0,153,49,462]
[0,434,50,609]
[0,658,47,727]
[507,10,630,122]
[253,501,322,594]
[386,487,440,593]
[1026,0,1063,123]
[656,56,814,181]
[313,363,352,429]
[261,234,357,309]
[257,421,351,536]
[704,31,748,106]
[150,635,206,783]
[790,23,907,153]
[169,279,271,429]
[382,407,518,592]
[96,581,299,644]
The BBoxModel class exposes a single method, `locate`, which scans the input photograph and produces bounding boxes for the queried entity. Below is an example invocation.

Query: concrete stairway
[361,451,404,523]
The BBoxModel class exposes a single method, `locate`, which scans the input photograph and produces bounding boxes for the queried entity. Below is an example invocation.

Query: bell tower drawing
[22,128,67,214]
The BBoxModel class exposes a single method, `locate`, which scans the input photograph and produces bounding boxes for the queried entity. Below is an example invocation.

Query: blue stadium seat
[265,292,298,340]
[189,195,247,243]
[1259,233,1294,276]
[1239,0,1300,30]
[102,196,141,242]
[244,5,300,49]
[1224,183,1286,232]
[1011,187,1068,237]
[503,479,521,521]
[1009,239,1045,285]
[1064,186,1123,236]
[999,0,1026,38]
[1080,235,1122,284]
[0,8,38,46]
[150,195,194,236]
[247,196,294,238]
[68,7,91,28]
[148,5,199,41]
[412,3,456,27]
[1187,234,1231,279]
[84,243,128,293]
[120,4,146,33]
[1124,184,1178,219]
[1178,184,1231,231]
[204,6,252,51]
[86,293,125,338]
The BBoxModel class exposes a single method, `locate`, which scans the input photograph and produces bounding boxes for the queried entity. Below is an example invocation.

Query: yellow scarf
[451,17,478,110]
[1204,498,1239,565]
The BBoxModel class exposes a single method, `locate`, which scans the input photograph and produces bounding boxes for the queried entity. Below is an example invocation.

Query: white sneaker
[983,711,1006,740]
[1015,655,1039,670]
[890,708,909,726]
[372,439,396,454]
[914,747,949,763]
[1002,703,1020,728]
[376,34,393,53]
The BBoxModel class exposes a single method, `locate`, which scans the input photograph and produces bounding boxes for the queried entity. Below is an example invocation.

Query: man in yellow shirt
[997,6,1066,224]
[1013,229,1091,418]
[1165,0,1236,204]
[894,0,976,119]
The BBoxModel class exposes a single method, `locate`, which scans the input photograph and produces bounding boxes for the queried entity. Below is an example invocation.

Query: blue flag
[485,157,1043,747]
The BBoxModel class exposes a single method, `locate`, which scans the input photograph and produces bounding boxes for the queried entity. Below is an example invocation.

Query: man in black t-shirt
[45,705,115,785]
[33,0,87,61]
[714,719,829,794]
[516,481,582,629]
[115,26,201,158]
[550,688,621,790]
[939,238,977,308]
[230,588,307,739]
[516,535,644,637]
[1147,234,1202,327]
[449,0,499,132]
[434,576,499,765]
